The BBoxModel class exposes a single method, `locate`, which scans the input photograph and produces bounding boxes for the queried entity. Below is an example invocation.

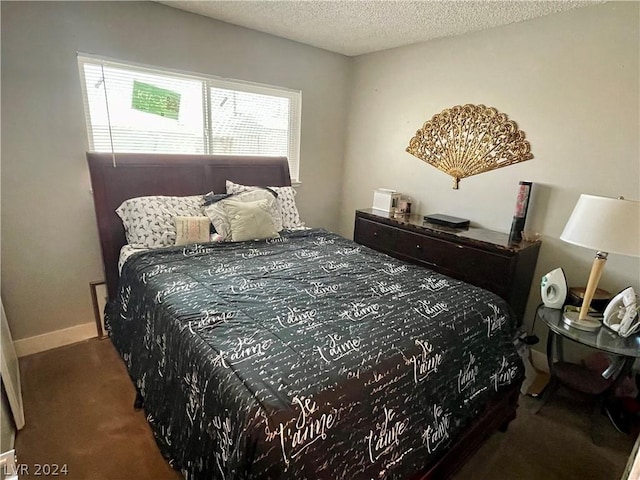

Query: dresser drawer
[355,217,398,252]
[397,230,512,288]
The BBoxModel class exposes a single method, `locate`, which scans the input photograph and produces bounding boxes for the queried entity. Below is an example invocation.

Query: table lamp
[560,194,640,331]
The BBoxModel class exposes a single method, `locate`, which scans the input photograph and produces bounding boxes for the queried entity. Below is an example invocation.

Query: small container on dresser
[353,209,541,326]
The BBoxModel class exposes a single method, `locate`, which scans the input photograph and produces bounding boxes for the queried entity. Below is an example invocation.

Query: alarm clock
[541,268,567,309]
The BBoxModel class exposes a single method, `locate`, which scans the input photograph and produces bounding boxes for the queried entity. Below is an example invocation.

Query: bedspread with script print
[106,228,523,480]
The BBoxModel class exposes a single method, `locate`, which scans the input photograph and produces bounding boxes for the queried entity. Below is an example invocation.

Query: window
[78,55,302,181]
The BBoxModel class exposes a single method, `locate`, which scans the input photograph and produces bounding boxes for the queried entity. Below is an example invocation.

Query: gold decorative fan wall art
[406,104,533,189]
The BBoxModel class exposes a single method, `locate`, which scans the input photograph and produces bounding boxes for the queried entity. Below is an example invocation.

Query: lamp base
[562,311,601,332]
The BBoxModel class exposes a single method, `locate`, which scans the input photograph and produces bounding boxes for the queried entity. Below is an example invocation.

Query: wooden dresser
[354,209,541,325]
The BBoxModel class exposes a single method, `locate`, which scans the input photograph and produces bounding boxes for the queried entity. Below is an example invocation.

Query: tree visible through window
[78,55,302,182]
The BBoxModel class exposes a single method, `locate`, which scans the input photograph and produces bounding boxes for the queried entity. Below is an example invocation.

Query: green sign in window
[131,81,180,120]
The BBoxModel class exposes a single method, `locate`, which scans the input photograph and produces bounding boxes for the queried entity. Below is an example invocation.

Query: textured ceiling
[159,1,600,56]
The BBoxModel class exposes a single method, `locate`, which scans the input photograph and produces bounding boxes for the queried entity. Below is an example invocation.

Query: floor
[15,338,636,480]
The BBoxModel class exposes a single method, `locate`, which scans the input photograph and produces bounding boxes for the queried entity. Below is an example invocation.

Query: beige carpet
[16,338,181,480]
[453,393,634,479]
[16,338,635,480]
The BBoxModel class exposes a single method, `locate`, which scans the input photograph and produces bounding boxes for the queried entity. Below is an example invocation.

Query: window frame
[77,53,302,182]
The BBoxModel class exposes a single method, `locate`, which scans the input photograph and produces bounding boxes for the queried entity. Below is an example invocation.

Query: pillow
[203,189,282,241]
[116,195,204,248]
[203,192,232,206]
[223,199,279,242]
[226,180,304,229]
[174,216,211,246]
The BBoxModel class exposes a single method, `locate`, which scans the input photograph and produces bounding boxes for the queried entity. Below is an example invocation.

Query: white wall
[340,2,640,335]
[1,2,351,340]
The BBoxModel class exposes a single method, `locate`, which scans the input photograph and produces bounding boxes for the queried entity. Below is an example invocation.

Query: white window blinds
[78,55,302,181]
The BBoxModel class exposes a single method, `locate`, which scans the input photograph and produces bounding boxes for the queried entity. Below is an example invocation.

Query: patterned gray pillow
[116,195,204,248]
[225,180,304,229]
[203,189,282,241]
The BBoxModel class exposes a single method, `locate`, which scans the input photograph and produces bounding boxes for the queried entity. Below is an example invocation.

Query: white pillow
[203,189,282,241]
[116,195,204,248]
[224,199,279,242]
[174,216,211,246]
[226,180,304,229]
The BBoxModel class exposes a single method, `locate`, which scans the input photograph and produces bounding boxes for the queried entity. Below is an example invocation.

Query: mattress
[106,228,523,479]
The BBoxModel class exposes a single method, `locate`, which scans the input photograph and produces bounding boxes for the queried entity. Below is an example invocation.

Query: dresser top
[356,209,539,254]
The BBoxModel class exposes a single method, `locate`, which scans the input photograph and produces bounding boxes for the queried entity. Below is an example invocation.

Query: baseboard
[13,323,98,358]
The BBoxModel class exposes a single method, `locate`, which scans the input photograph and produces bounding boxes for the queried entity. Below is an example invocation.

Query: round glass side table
[535,306,640,441]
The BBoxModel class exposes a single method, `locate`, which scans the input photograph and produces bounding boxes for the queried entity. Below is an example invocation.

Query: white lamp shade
[560,194,640,257]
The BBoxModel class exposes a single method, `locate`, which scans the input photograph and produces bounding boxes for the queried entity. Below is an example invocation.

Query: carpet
[15,338,636,479]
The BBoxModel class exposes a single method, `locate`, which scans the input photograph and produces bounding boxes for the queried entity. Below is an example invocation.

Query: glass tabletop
[537,306,640,358]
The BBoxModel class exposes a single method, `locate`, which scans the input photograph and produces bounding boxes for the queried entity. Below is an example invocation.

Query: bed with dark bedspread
[106,228,523,480]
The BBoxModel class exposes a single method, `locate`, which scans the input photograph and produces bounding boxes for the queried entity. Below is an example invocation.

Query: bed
[88,152,524,480]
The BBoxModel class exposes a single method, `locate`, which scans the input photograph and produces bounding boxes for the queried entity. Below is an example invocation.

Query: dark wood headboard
[87,153,292,299]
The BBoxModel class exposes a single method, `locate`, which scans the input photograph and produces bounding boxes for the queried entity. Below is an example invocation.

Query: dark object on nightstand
[424,213,470,229]
[568,286,612,313]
